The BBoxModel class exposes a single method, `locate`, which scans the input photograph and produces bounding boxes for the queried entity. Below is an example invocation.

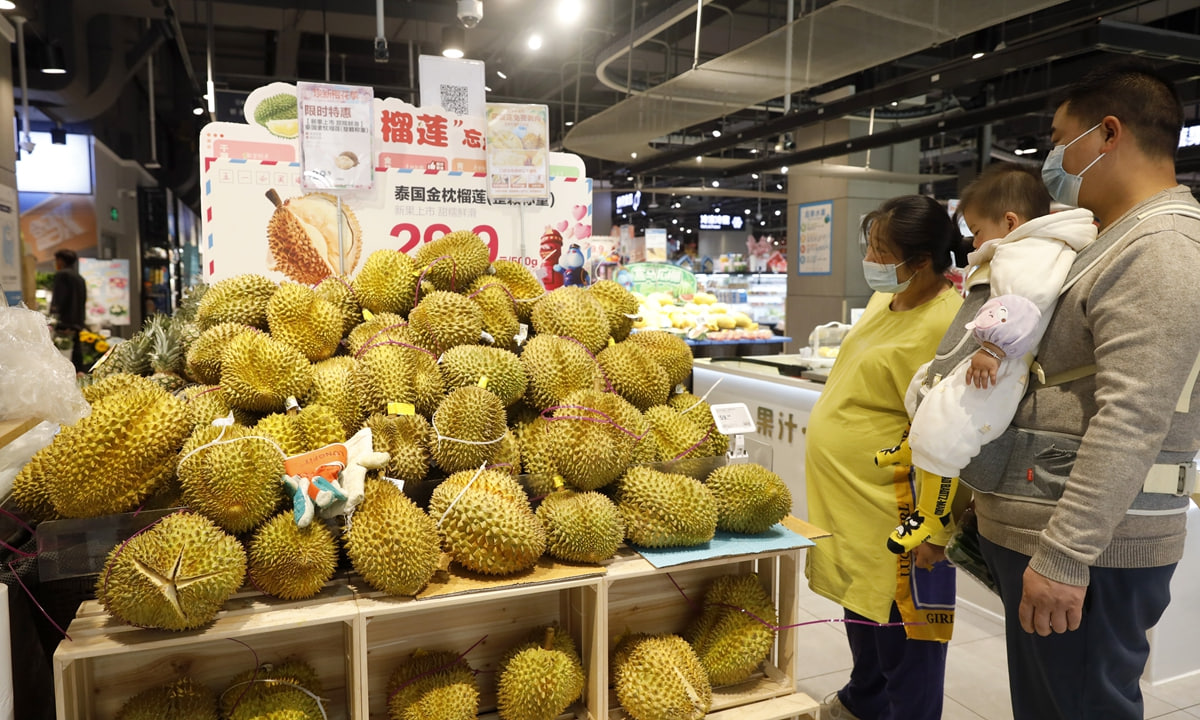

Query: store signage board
[485,103,550,200]
[0,184,19,306]
[644,227,668,262]
[615,191,641,212]
[296,82,375,190]
[699,213,745,231]
[418,55,486,118]
[77,258,131,326]
[200,84,592,288]
[797,199,833,276]
[625,262,696,297]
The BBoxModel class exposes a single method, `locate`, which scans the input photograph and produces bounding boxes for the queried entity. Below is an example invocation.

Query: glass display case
[695,272,787,325]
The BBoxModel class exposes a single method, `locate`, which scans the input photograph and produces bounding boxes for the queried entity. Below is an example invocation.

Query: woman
[805,195,963,720]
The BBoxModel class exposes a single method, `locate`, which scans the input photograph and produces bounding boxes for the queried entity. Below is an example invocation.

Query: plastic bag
[0,421,58,499]
[0,307,90,426]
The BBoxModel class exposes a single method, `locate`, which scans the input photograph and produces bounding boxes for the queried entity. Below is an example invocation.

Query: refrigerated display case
[696,272,787,326]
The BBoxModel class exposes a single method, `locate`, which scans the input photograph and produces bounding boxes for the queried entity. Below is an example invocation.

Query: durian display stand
[52,534,823,720]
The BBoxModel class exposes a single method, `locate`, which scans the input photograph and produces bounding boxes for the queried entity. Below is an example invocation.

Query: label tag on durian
[608,337,616,347]
[480,330,495,345]
[711,403,756,435]
[387,402,416,416]
[515,323,530,346]
[624,313,641,320]
[213,411,236,427]
[285,396,301,415]
[362,308,375,321]
[384,476,405,492]
[477,375,489,389]
[553,474,565,490]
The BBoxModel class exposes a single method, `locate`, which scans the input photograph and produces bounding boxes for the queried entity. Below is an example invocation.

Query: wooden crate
[355,575,602,720]
[54,583,360,720]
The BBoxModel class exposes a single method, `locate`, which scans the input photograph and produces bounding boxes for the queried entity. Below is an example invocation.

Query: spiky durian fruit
[515,416,556,477]
[179,384,257,429]
[519,334,605,410]
[96,511,246,631]
[29,386,190,518]
[430,387,507,473]
[353,343,444,418]
[430,469,545,575]
[196,274,276,330]
[346,312,411,355]
[345,478,441,595]
[492,429,522,476]
[413,230,491,291]
[305,356,365,436]
[467,278,522,352]
[668,392,729,456]
[531,287,610,354]
[588,279,640,342]
[314,274,362,337]
[644,406,711,462]
[255,404,346,456]
[440,346,527,407]
[705,464,792,534]
[537,490,624,563]
[248,513,338,600]
[612,634,711,720]
[222,659,324,720]
[497,626,585,720]
[177,424,284,533]
[626,330,694,387]
[408,291,484,355]
[267,190,363,284]
[114,676,217,720]
[93,330,152,378]
[80,372,157,405]
[617,466,717,548]
[219,331,313,413]
[597,342,671,411]
[11,455,61,522]
[366,413,432,484]
[185,322,254,385]
[352,249,418,316]
[267,282,343,362]
[387,650,479,720]
[686,574,778,686]
[489,260,545,323]
[546,389,644,491]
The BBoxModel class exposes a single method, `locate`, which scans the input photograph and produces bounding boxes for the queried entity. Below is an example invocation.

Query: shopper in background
[50,249,88,373]
[805,195,962,720]
[969,60,1200,720]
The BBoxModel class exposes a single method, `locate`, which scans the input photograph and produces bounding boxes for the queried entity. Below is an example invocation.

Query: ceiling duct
[564,0,1069,165]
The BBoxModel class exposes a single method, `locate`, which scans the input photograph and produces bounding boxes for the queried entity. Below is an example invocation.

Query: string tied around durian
[358,322,409,353]
[468,280,520,314]
[386,634,488,705]
[430,417,507,452]
[678,376,724,416]
[539,404,648,441]
[221,639,331,720]
[662,572,926,632]
[176,419,289,469]
[414,254,459,306]
[559,336,615,393]
[354,338,439,361]
[436,463,488,529]
[189,385,222,401]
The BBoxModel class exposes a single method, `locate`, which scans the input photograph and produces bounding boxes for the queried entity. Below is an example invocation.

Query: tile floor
[792,580,1200,719]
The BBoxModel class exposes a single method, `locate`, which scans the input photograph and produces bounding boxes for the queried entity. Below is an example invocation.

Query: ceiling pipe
[373,0,388,62]
[13,17,33,154]
[205,0,215,116]
[146,19,161,169]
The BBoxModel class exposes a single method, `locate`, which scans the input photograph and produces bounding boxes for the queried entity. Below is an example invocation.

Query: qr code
[440,84,469,115]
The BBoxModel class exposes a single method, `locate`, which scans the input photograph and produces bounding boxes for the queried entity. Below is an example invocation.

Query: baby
[883,163,1098,553]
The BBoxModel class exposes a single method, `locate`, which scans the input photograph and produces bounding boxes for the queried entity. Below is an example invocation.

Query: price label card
[710,403,756,435]
[297,81,375,190]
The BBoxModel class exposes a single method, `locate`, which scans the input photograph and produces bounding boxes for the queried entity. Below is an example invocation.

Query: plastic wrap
[0,307,90,426]
[0,421,59,500]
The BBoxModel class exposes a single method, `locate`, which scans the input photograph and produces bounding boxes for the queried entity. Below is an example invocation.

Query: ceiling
[10,0,1200,238]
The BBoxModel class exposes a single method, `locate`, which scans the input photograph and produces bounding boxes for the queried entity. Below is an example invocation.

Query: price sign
[710,403,757,435]
[297,82,375,190]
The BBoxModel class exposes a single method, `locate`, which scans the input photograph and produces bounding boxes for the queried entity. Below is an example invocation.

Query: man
[50,249,88,372]
[966,61,1200,719]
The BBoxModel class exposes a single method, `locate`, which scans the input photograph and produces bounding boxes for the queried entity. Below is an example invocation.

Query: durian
[179,384,257,429]
[387,650,479,720]
[491,259,545,322]
[96,512,246,631]
[440,346,527,407]
[222,659,324,720]
[248,513,338,600]
[313,274,362,336]
[196,274,276,330]
[617,467,717,548]
[220,331,313,413]
[588,279,640,342]
[366,413,432,484]
[352,249,418,316]
[537,490,624,563]
[266,190,363,284]
[304,356,364,437]
[11,455,61,522]
[413,230,491,291]
[492,429,522,476]
[114,677,218,720]
[408,291,484,355]
[80,371,157,405]
[353,343,444,418]
[644,406,711,463]
[626,331,694,387]
[429,469,545,575]
[597,342,671,411]
[345,479,441,595]
[531,286,610,354]
[705,464,792,534]
[186,322,254,385]
[430,387,506,473]
[467,278,522,352]
[515,416,557,477]
[255,404,346,456]
[686,574,777,686]
[267,282,343,362]
[669,392,729,456]
[519,334,605,410]
[346,312,410,355]
[546,389,644,490]
[612,634,711,720]
[177,424,284,533]
[497,626,585,720]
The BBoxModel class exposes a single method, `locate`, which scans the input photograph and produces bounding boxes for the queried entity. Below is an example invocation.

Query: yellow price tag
[387,402,416,416]
[553,475,565,490]
[608,336,616,347]
[362,308,375,321]
[477,375,489,389]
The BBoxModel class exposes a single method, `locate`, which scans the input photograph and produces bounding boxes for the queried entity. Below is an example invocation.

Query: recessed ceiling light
[775,209,782,216]
[750,148,758,154]
[527,33,543,51]
[712,129,722,138]
[780,166,789,174]
[751,173,759,180]
[760,220,766,226]
[496,70,508,79]
[744,209,751,215]
[193,106,205,116]
[776,183,783,190]
[556,0,584,24]
[565,120,574,126]
[672,218,678,224]
[0,1,17,9]
[972,51,985,59]
[696,156,702,162]
[630,151,638,159]
[711,180,719,187]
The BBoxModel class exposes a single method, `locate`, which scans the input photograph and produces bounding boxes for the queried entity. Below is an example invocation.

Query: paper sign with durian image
[485,103,550,200]
[296,81,374,190]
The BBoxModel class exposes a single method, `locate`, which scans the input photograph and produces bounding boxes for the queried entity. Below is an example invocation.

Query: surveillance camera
[19,138,34,154]
[457,0,483,28]
[373,37,389,63]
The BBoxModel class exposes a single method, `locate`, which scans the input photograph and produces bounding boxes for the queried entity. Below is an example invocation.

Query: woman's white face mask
[862,258,911,293]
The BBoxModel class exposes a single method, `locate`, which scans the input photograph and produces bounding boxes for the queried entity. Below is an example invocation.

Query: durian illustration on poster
[200,82,592,287]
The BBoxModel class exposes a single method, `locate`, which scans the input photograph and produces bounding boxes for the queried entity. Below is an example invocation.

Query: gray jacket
[973,186,1200,586]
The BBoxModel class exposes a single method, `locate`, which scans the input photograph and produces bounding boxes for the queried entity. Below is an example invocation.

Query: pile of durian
[12,230,794,632]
